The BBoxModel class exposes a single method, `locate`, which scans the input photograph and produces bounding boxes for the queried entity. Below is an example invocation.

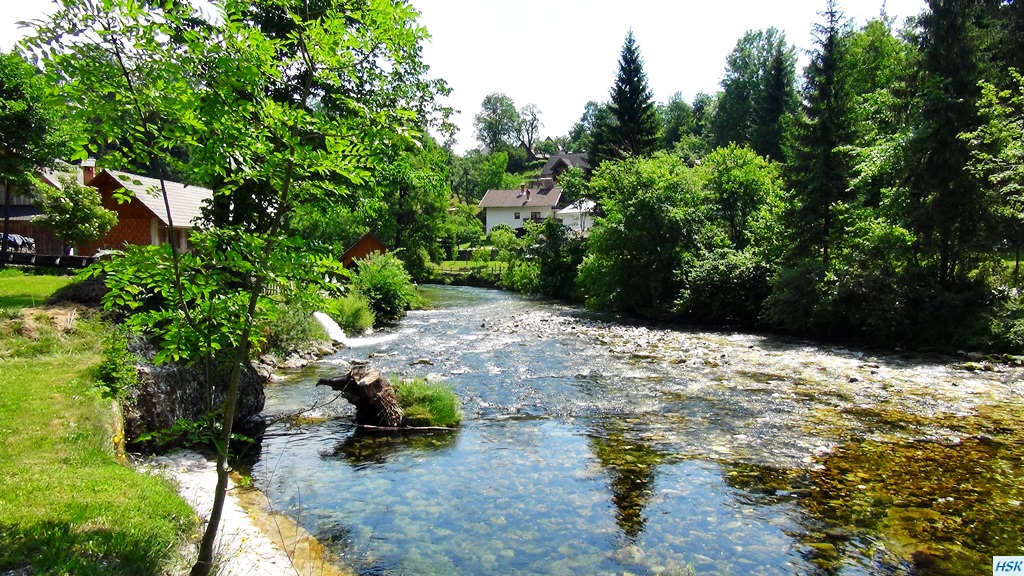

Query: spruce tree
[788,0,855,269]
[906,0,993,285]
[590,30,659,165]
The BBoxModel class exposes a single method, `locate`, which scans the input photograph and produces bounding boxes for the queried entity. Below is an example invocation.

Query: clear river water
[245,285,1024,575]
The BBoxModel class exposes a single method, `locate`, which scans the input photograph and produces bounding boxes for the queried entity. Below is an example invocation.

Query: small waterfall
[314,311,350,346]
[313,311,399,348]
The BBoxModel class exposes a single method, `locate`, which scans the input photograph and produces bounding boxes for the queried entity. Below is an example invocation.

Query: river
[246,285,1024,575]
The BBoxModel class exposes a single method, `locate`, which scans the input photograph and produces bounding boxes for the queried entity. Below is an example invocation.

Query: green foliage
[92,233,340,365]
[264,303,328,355]
[34,174,118,254]
[677,248,772,326]
[712,28,798,162]
[591,31,659,164]
[700,144,782,248]
[324,293,375,336]
[578,154,723,317]
[351,251,417,324]
[534,216,586,300]
[470,247,492,262]
[473,92,520,151]
[501,260,540,294]
[393,379,462,428]
[0,50,74,188]
[659,92,695,150]
[449,150,507,204]
[93,328,139,399]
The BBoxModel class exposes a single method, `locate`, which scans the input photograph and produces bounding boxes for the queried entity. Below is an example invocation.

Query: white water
[313,311,348,345]
[313,311,399,348]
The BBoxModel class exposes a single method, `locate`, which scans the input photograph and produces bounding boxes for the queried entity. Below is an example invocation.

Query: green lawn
[0,271,195,575]
[0,269,75,310]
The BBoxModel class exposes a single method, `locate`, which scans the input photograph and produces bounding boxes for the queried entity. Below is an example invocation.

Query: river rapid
[248,285,1024,575]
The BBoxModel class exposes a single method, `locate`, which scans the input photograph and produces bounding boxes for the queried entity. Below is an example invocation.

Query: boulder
[123,340,267,451]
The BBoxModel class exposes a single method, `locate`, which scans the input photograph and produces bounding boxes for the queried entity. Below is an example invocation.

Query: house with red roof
[79,169,213,256]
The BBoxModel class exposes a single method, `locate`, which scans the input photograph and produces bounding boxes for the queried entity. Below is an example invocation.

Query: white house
[479,183,562,235]
[555,199,596,236]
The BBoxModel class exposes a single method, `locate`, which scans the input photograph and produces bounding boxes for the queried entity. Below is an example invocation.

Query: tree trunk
[317,364,403,427]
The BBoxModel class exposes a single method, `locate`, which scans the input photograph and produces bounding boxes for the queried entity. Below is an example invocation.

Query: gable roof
[92,169,213,228]
[541,153,591,177]
[478,187,562,209]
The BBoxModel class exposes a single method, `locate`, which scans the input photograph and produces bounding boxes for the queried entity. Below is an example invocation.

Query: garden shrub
[351,251,417,323]
[264,303,328,354]
[679,249,771,326]
[393,379,462,427]
[324,293,375,335]
[93,328,139,399]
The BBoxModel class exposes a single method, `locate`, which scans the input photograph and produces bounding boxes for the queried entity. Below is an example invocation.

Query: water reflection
[250,285,1024,576]
[321,428,459,469]
[586,420,665,540]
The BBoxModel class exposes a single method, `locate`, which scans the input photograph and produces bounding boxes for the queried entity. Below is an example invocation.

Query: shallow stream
[248,285,1024,575]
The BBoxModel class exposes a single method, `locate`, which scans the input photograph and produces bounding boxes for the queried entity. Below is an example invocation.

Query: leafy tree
[26,2,445,575]
[712,28,798,162]
[906,0,994,286]
[577,154,722,317]
[34,174,117,254]
[700,144,782,249]
[590,31,660,165]
[566,100,604,153]
[473,92,520,151]
[450,149,507,204]
[534,216,586,299]
[787,0,856,269]
[516,103,543,160]
[367,139,453,280]
[963,70,1024,277]
[0,50,72,255]
[659,91,694,150]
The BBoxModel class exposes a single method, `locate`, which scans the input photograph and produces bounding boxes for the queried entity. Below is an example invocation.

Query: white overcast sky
[2,0,927,153]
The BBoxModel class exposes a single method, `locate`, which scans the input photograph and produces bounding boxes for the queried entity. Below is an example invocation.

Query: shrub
[324,293,375,335]
[93,329,139,399]
[393,379,462,428]
[470,247,492,263]
[679,249,772,326]
[500,260,539,294]
[264,303,328,354]
[351,251,417,323]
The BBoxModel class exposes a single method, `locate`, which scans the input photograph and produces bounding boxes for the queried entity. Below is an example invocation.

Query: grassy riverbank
[0,270,195,575]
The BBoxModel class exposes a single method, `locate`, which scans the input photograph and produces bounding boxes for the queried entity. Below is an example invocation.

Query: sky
[2,0,928,153]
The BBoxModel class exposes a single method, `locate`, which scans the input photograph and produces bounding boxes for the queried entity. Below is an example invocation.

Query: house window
[514,212,521,220]
[531,211,541,220]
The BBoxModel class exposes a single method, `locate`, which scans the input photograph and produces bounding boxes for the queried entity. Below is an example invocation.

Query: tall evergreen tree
[590,30,659,165]
[906,0,993,285]
[788,0,856,269]
[712,28,798,162]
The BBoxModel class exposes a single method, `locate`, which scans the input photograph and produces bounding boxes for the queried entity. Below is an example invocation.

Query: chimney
[81,158,96,184]
[520,183,526,194]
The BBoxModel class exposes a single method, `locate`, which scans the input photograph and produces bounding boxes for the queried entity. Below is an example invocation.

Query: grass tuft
[393,379,462,428]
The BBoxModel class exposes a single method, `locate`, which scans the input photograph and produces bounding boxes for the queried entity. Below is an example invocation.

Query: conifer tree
[590,30,659,165]
[906,0,993,285]
[788,0,855,269]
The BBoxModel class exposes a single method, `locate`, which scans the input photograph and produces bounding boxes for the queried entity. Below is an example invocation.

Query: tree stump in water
[317,364,403,427]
